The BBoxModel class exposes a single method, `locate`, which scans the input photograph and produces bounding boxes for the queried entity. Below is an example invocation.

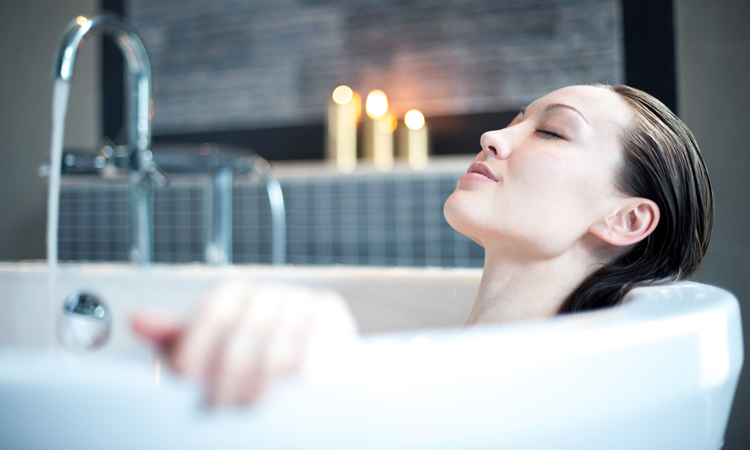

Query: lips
[467,162,497,182]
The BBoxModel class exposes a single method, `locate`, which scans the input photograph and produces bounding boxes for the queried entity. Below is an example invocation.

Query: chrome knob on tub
[58,291,111,351]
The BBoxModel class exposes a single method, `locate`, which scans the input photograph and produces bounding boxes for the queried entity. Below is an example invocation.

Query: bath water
[47,78,71,346]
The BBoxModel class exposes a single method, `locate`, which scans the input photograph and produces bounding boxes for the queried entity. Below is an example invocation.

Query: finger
[263,290,316,383]
[173,280,247,380]
[131,308,184,344]
[211,285,287,407]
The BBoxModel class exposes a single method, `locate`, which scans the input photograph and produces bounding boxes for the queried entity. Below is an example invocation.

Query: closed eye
[535,129,564,139]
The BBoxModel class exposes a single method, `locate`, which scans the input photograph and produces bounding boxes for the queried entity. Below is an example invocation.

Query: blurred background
[0,0,748,447]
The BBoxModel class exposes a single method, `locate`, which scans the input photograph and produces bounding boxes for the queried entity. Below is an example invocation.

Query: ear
[589,198,660,247]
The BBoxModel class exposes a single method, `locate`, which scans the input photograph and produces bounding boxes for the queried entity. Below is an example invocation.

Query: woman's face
[444,85,633,258]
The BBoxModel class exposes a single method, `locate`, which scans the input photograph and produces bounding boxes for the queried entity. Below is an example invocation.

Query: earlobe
[590,198,660,247]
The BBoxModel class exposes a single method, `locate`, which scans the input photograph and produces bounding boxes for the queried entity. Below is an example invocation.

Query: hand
[131,280,358,407]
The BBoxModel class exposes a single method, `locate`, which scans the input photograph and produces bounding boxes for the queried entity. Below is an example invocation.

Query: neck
[466,244,600,325]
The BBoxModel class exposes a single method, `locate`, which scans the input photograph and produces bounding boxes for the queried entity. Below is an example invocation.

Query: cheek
[514,154,610,213]
[445,154,619,258]
[502,158,615,253]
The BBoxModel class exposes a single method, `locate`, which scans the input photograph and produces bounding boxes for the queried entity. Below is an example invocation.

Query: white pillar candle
[326,85,359,173]
[398,109,428,170]
[363,90,394,172]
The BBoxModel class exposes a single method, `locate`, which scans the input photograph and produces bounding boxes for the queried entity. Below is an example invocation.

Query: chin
[444,191,474,237]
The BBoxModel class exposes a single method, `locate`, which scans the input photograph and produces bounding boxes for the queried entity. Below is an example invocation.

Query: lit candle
[363,90,394,172]
[397,109,428,170]
[327,85,360,173]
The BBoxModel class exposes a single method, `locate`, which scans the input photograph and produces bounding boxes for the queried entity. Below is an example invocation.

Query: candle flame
[405,110,425,130]
[366,90,388,119]
[76,16,87,26]
[332,85,353,105]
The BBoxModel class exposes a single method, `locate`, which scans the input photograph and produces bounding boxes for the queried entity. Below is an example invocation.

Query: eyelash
[535,129,564,139]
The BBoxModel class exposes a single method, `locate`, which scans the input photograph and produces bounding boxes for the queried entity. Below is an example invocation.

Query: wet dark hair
[559,84,714,313]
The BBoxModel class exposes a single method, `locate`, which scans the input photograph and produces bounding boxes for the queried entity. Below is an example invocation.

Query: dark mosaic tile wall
[58,172,484,267]
[126,0,623,134]
[153,183,207,262]
[59,181,208,263]
[59,185,131,261]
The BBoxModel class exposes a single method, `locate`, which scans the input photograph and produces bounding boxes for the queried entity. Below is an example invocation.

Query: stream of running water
[47,78,71,346]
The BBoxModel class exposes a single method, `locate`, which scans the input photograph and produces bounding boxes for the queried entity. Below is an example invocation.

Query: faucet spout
[53,13,155,264]
[53,13,152,171]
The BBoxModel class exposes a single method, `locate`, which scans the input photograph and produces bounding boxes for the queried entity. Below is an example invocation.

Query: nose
[480,129,513,160]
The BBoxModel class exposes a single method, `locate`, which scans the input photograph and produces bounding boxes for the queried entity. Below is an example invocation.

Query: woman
[133,84,713,406]
[445,84,712,321]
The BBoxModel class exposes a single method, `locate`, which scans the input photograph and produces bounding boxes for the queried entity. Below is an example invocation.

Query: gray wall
[0,0,99,261]
[676,0,750,448]
[128,0,623,134]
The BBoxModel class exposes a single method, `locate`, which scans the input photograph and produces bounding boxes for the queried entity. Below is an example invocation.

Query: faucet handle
[141,150,171,187]
[147,162,171,187]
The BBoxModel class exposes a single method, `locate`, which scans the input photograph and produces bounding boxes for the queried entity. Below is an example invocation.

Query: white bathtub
[0,262,743,449]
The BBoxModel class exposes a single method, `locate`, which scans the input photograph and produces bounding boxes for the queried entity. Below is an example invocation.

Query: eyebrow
[544,103,589,124]
[518,103,589,124]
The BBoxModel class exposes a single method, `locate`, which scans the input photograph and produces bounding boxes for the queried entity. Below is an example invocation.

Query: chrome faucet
[52,13,285,266]
[204,153,287,266]
[53,12,160,265]
[230,156,287,266]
